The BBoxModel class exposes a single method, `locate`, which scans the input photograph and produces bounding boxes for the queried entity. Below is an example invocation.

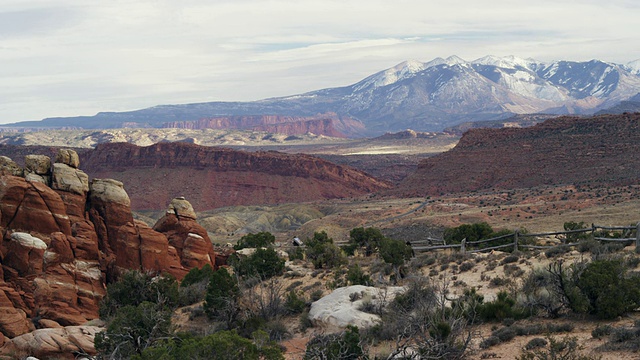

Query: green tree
[576,259,640,319]
[444,222,494,244]
[346,264,372,286]
[95,301,172,359]
[204,267,240,326]
[305,231,346,269]
[234,232,276,250]
[100,270,179,318]
[234,247,285,279]
[180,264,214,287]
[349,227,385,256]
[133,330,284,360]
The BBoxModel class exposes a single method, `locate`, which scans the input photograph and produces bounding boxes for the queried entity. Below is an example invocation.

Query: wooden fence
[411,223,640,254]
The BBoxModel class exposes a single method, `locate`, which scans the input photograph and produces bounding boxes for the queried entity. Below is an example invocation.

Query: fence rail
[411,222,640,254]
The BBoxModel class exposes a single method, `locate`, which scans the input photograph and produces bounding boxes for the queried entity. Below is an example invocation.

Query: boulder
[308,285,405,330]
[89,178,130,207]
[0,325,99,360]
[24,173,48,185]
[24,155,51,175]
[51,163,89,196]
[167,197,197,220]
[0,156,22,177]
[55,149,80,168]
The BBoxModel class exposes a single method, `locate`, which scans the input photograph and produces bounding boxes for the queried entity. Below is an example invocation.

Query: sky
[1,0,639,124]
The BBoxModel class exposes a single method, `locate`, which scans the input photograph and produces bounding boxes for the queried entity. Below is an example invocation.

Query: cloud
[0,0,639,123]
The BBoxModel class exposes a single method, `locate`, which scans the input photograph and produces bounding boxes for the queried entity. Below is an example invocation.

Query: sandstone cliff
[80,142,392,211]
[161,113,363,138]
[396,113,640,196]
[0,149,218,356]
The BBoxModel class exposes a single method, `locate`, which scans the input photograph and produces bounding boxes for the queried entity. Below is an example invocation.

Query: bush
[459,261,475,272]
[304,325,364,360]
[234,232,276,250]
[99,271,179,318]
[592,325,613,339]
[181,264,214,287]
[349,227,385,256]
[305,231,346,269]
[234,247,285,279]
[576,259,640,319]
[285,291,307,314]
[477,291,530,322]
[525,338,548,350]
[96,301,172,359]
[346,264,372,286]
[204,267,240,323]
[133,330,284,360]
[516,335,599,360]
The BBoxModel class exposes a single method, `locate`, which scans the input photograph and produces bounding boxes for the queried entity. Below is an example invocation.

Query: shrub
[305,231,346,269]
[284,291,306,314]
[99,270,179,318]
[349,227,385,256]
[516,335,599,360]
[181,264,214,287]
[234,232,276,250]
[501,255,519,265]
[346,264,372,286]
[576,259,640,319]
[525,338,548,350]
[592,325,613,339]
[304,325,364,360]
[96,301,172,359]
[234,247,285,279]
[545,246,570,258]
[477,291,530,322]
[459,261,475,272]
[204,267,240,323]
[378,238,413,278]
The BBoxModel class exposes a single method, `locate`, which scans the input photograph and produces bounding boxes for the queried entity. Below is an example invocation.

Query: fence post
[513,230,519,252]
[461,238,466,254]
[591,223,595,240]
[636,222,640,251]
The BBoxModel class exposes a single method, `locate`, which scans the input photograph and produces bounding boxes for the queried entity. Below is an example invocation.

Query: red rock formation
[162,114,348,137]
[81,142,392,211]
[0,149,221,357]
[396,113,640,196]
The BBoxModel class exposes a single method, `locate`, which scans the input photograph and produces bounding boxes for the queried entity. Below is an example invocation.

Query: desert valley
[2,56,640,360]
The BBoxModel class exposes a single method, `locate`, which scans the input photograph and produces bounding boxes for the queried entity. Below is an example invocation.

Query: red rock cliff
[162,114,347,137]
[0,149,217,345]
[396,113,640,196]
[81,142,392,211]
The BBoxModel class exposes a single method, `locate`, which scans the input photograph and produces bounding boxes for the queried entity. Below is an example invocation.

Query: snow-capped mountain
[7,56,640,135]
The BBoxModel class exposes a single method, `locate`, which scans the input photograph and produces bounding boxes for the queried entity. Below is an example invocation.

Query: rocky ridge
[80,142,392,211]
[0,149,218,358]
[396,113,640,196]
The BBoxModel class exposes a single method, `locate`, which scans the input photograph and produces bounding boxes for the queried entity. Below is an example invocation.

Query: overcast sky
[1,0,639,124]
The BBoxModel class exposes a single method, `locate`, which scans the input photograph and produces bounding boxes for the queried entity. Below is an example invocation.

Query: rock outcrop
[81,141,392,210]
[308,285,404,330]
[396,113,640,196]
[0,149,219,358]
[161,114,348,138]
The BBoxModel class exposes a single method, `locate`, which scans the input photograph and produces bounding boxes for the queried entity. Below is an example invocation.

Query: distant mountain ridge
[4,55,640,136]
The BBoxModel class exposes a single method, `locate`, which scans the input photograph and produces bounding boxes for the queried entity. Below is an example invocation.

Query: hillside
[79,142,391,211]
[396,113,640,196]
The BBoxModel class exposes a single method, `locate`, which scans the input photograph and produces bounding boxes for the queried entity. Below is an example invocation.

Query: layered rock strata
[0,149,217,357]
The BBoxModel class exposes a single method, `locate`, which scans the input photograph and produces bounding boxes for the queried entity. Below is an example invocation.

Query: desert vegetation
[90,222,640,359]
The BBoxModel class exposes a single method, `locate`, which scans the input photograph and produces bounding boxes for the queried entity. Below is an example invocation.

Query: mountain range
[5,55,640,136]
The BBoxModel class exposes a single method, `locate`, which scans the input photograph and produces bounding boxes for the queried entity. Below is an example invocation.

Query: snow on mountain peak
[356,60,427,90]
[445,55,468,66]
[472,55,538,70]
[627,59,640,75]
